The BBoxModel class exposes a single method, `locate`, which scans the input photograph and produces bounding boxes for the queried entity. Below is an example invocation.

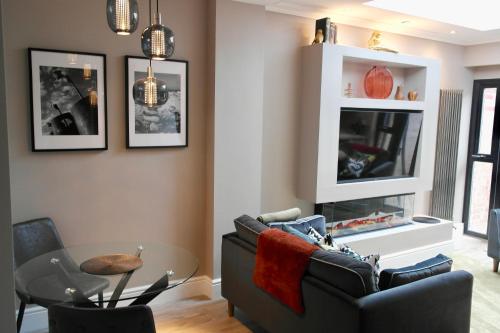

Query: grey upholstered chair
[488,209,500,272]
[48,303,156,333]
[13,218,109,333]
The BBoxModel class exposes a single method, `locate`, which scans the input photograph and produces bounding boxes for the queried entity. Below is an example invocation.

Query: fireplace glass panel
[316,193,415,237]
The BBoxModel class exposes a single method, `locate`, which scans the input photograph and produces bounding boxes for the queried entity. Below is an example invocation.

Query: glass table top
[15,241,198,305]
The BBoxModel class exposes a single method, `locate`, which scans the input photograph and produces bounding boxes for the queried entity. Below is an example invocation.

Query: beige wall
[4,0,210,275]
[212,0,265,277]
[0,0,16,330]
[260,12,473,220]
[465,42,500,67]
[261,12,314,215]
[473,66,500,79]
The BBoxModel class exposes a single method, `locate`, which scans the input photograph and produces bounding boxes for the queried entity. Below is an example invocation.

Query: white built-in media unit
[298,44,440,204]
[298,44,451,266]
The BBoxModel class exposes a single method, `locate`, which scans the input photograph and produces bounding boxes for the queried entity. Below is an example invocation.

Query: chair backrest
[13,218,64,269]
[48,304,156,333]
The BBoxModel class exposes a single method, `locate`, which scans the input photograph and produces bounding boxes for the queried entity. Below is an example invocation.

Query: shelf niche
[342,57,427,102]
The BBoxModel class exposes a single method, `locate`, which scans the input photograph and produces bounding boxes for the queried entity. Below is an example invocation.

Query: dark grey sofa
[222,215,474,333]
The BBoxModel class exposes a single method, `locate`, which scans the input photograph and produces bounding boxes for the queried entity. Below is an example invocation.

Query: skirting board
[19,275,222,333]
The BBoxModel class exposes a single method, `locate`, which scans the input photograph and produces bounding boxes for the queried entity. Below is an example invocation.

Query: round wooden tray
[80,254,143,275]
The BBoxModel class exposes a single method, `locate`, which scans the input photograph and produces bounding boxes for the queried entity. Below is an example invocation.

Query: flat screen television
[337,108,423,183]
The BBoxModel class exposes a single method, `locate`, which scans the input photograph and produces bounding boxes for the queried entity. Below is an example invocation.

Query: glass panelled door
[464,80,500,238]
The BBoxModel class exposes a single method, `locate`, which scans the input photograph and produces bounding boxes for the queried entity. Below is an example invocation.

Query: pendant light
[133,62,168,108]
[141,0,175,60]
[132,0,168,108]
[106,0,139,35]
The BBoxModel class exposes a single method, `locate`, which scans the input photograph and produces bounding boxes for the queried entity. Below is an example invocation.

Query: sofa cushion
[378,254,453,290]
[334,243,381,283]
[283,225,317,245]
[309,249,379,297]
[234,215,269,247]
[257,208,301,224]
[268,215,327,236]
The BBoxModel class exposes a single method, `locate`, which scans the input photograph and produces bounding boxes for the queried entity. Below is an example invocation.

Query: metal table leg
[16,301,25,333]
[50,258,96,307]
[98,292,104,308]
[107,246,143,308]
[130,270,174,306]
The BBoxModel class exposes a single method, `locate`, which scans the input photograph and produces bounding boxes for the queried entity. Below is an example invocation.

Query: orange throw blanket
[252,228,319,314]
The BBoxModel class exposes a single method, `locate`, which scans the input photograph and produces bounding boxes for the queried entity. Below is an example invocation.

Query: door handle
[472,154,490,159]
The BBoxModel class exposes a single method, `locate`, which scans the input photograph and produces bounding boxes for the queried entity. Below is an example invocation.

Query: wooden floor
[154,297,265,333]
[452,235,500,332]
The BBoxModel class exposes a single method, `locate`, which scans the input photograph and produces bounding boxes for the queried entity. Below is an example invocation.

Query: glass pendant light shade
[133,66,168,108]
[106,0,139,35]
[141,14,175,60]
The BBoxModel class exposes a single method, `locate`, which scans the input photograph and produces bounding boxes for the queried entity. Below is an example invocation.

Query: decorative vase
[364,66,393,99]
[395,85,404,100]
[328,22,338,44]
[344,82,353,97]
[408,90,418,101]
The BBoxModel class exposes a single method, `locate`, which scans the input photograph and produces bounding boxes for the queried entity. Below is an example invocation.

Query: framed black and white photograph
[29,48,107,151]
[126,56,188,148]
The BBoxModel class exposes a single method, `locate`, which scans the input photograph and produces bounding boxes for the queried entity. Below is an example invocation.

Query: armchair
[488,209,500,272]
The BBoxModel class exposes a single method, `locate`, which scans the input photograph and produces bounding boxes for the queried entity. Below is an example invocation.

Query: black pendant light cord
[149,0,152,25]
[157,0,159,15]
[149,0,153,68]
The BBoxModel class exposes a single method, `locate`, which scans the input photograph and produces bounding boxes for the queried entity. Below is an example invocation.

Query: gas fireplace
[315,193,415,237]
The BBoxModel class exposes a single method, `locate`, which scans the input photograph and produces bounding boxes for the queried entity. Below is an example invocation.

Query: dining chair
[48,303,156,333]
[13,217,109,333]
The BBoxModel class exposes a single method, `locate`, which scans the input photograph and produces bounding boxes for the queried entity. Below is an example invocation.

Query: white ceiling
[234,0,500,46]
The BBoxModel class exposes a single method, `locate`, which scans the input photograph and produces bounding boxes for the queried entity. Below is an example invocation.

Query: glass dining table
[15,241,198,308]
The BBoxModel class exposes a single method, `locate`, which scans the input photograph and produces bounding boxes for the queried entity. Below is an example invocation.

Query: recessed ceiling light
[364,0,500,31]
[450,30,456,34]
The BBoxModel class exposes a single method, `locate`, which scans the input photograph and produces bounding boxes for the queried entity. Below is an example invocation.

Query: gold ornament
[312,29,324,45]
[368,31,398,53]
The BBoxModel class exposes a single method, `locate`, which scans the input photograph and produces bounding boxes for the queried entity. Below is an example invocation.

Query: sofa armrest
[488,209,500,259]
[355,270,473,333]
